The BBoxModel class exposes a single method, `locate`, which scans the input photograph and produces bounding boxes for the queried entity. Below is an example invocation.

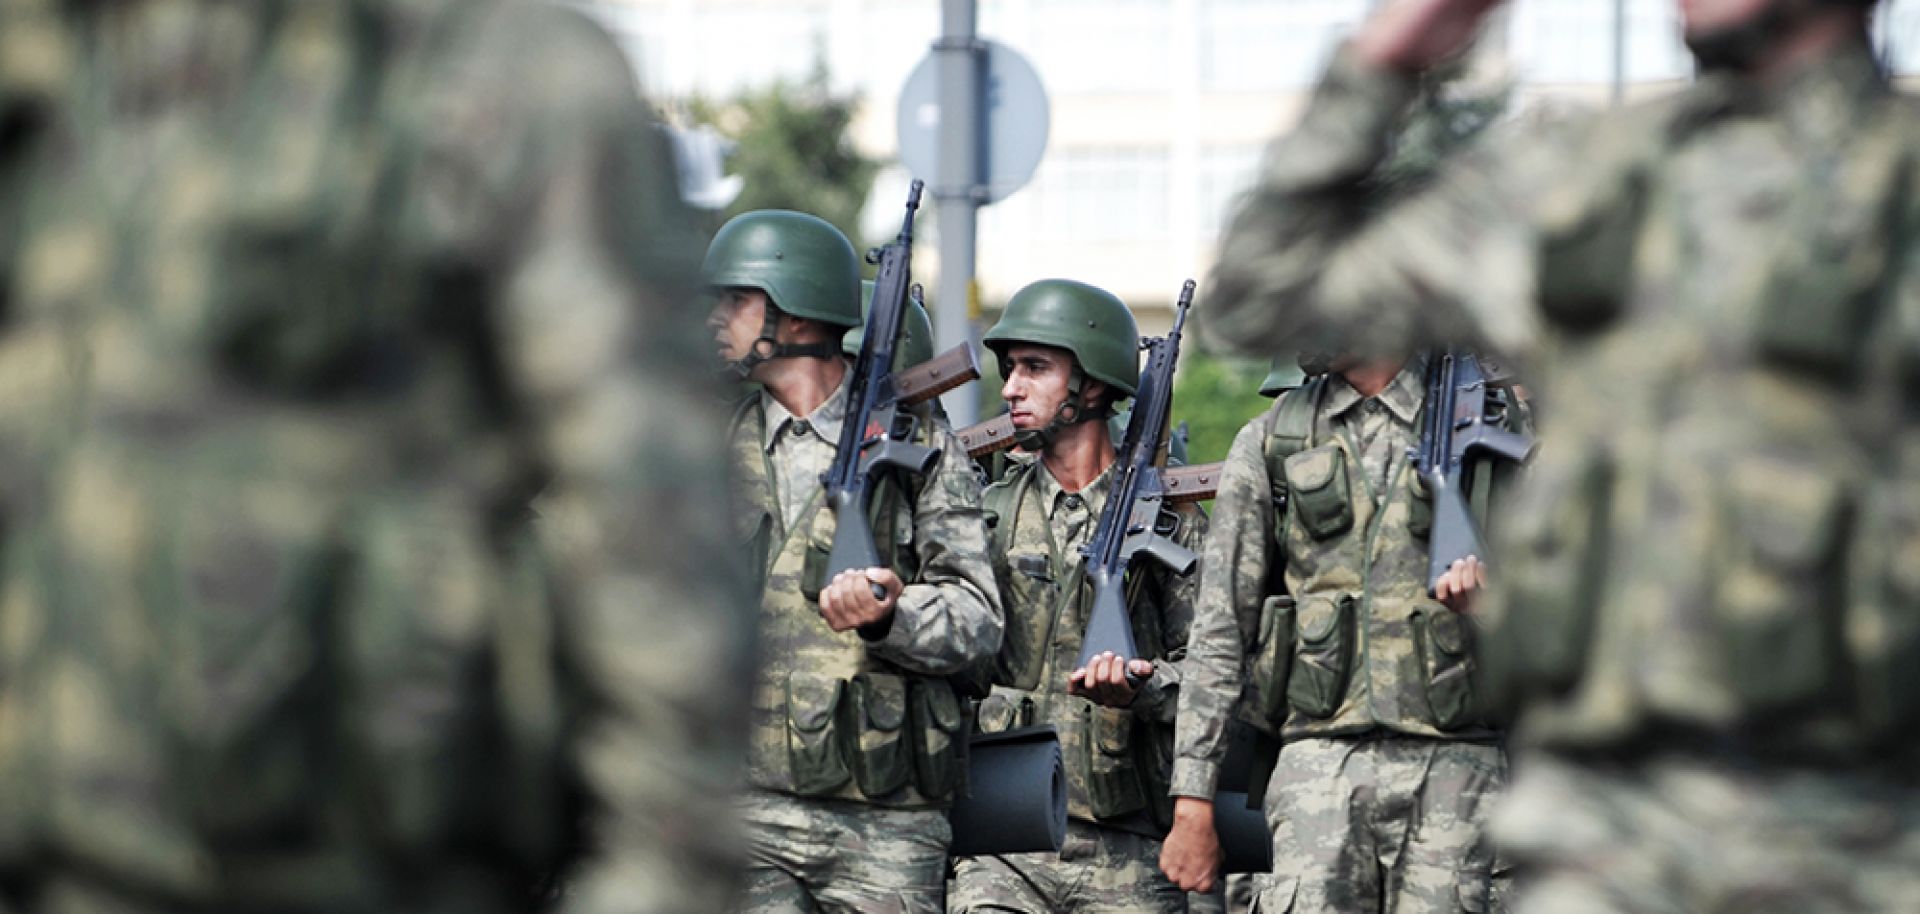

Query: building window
[1506,0,1691,85]
[1021,146,1172,242]
[1022,0,1172,94]
[1198,144,1264,240]
[1200,0,1370,92]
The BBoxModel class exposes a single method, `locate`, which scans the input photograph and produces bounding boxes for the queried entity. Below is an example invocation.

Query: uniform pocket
[786,671,851,796]
[1713,458,1850,715]
[1285,446,1354,540]
[840,672,912,798]
[995,552,1059,690]
[1287,592,1354,719]
[1850,480,1920,738]
[1493,452,1612,699]
[908,678,965,799]
[1414,603,1479,731]
[1250,595,1297,726]
[1084,704,1146,819]
[800,537,832,603]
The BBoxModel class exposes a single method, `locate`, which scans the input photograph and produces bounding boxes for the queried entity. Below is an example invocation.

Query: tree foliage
[1171,351,1274,467]
[690,64,878,248]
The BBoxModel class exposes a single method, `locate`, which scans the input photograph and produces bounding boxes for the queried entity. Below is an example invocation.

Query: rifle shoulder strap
[1262,376,1325,506]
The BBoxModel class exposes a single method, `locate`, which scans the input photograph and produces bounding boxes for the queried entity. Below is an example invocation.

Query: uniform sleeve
[869,424,1006,675]
[411,9,753,914]
[1198,45,1546,364]
[1170,417,1276,800]
[1129,502,1210,724]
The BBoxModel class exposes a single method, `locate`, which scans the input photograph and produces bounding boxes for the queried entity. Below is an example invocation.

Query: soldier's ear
[1080,378,1110,408]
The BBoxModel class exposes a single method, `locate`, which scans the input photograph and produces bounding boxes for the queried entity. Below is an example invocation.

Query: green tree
[690,64,877,247]
[1171,351,1272,467]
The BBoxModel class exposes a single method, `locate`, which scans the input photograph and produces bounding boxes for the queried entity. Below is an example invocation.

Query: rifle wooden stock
[957,413,1018,459]
[1162,462,1224,504]
[896,344,980,406]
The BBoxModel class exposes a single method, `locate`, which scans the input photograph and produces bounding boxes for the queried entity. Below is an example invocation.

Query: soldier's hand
[1434,555,1487,613]
[1352,0,1504,73]
[819,568,903,633]
[1160,797,1225,894]
[1066,652,1154,707]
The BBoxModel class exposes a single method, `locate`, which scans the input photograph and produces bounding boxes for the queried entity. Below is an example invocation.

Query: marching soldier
[1161,350,1512,913]
[950,279,1210,913]
[708,209,1002,913]
[1198,0,1920,910]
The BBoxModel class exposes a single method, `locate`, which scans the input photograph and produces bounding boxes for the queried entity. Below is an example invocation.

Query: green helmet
[1259,356,1309,398]
[703,210,862,328]
[983,279,1140,395]
[844,280,936,368]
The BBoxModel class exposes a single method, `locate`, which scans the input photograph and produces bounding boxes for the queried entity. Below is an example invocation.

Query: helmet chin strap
[1012,367,1100,452]
[728,305,843,379]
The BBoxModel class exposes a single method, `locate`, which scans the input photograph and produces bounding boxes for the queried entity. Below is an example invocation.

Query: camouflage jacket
[978,456,1206,834]
[729,375,1002,809]
[0,3,751,912]
[1170,367,1498,800]
[1201,39,1920,763]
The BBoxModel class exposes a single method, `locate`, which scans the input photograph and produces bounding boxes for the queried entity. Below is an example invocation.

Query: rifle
[1075,280,1201,671]
[1410,349,1535,595]
[820,180,943,620]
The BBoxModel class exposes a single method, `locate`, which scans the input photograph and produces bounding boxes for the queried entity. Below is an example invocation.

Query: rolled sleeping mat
[949,725,1068,856]
[1214,789,1273,874]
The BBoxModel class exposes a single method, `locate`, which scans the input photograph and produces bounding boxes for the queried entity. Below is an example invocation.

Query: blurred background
[568,0,1920,460]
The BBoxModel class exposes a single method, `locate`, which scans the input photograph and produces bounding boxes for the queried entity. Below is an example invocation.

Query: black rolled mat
[949,725,1067,856]
[1214,790,1272,874]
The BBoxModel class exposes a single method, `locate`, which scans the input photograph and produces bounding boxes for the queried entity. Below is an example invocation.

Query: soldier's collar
[759,372,852,453]
[1324,360,1423,426]
[1688,37,1885,140]
[1035,457,1114,517]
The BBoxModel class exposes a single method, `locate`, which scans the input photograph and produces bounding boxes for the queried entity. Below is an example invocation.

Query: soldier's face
[708,288,771,366]
[1001,343,1077,431]
[1678,0,1777,36]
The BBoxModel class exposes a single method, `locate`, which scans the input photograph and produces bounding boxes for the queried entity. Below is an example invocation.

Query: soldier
[1160,347,1509,913]
[708,209,1002,914]
[949,279,1210,914]
[1194,0,1920,911]
[0,2,752,914]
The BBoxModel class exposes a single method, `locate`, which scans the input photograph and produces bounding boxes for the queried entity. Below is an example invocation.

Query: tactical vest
[1479,85,1920,762]
[972,461,1188,835]
[1243,377,1504,741]
[729,397,966,808]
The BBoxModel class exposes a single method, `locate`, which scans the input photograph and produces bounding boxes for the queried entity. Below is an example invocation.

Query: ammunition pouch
[841,672,913,797]
[786,671,964,802]
[1285,446,1354,540]
[1711,458,1851,714]
[1249,595,1297,727]
[1490,451,1612,701]
[908,678,966,799]
[1288,592,1357,719]
[786,672,852,796]
[1084,705,1146,820]
[1413,602,1480,731]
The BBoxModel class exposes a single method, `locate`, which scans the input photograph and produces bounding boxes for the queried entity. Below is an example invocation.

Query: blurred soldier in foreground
[0,2,750,912]
[708,210,1001,913]
[950,279,1210,913]
[1160,349,1515,913]
[1200,0,1920,910]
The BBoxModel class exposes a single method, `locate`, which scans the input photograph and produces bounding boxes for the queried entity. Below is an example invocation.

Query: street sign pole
[935,0,982,426]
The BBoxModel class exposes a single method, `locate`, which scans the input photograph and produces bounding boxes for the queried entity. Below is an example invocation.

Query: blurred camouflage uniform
[0,2,751,913]
[1171,360,1510,914]
[1201,18,1920,914]
[951,280,1212,914]
[722,220,1001,912]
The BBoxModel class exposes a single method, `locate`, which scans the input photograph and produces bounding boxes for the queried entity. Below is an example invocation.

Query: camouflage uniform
[1202,32,1920,914]
[729,375,1001,914]
[950,459,1210,914]
[1171,363,1509,914]
[0,2,751,913]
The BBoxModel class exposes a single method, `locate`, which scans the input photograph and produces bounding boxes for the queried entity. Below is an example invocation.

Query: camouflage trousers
[736,790,951,914]
[950,820,1212,913]
[1257,736,1507,914]
[1492,751,1920,914]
